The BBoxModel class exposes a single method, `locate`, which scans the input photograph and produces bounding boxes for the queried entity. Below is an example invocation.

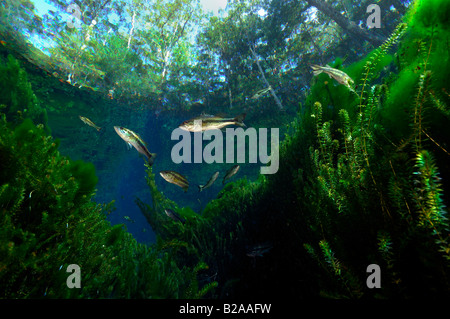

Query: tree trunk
[249,45,284,110]
[127,11,136,49]
[305,0,385,46]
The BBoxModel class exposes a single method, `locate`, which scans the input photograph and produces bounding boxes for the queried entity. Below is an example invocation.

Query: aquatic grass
[0,55,48,130]
[2,0,450,300]
[0,106,213,298]
[413,150,450,263]
[295,7,450,297]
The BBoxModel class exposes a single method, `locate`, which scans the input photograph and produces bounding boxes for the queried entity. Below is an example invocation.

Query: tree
[304,0,385,46]
[136,0,202,90]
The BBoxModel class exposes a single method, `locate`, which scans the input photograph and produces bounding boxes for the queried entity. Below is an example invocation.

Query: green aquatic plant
[319,240,342,277]
[0,112,114,297]
[2,0,449,300]
[0,54,48,130]
[377,231,394,268]
[0,109,215,298]
[413,150,450,263]
[136,162,270,297]
[309,101,348,213]
[357,22,407,101]
[135,164,220,296]
[286,2,450,297]
[303,240,362,298]
[305,22,408,216]
[135,164,188,240]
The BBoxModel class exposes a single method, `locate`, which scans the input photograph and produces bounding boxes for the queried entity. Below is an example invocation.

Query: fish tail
[147,153,156,166]
[198,185,203,192]
[96,127,102,132]
[234,113,246,128]
[310,64,323,76]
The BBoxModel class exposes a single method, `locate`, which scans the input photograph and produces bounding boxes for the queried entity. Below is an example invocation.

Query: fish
[179,113,246,132]
[198,171,219,192]
[164,209,186,224]
[160,170,189,192]
[123,215,135,223]
[114,126,156,165]
[222,165,240,184]
[79,116,101,131]
[246,243,273,258]
[251,86,271,100]
[310,64,354,88]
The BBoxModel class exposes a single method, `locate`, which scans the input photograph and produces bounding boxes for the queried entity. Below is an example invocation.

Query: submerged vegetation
[0,0,449,299]
[0,53,215,299]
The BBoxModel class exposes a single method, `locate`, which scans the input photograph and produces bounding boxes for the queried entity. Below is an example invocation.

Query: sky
[27,0,228,51]
[199,0,228,15]
[32,0,228,17]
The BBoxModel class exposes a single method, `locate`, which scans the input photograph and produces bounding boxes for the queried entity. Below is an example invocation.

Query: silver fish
[165,209,186,224]
[251,86,271,100]
[179,113,246,132]
[160,170,189,192]
[310,64,354,88]
[246,242,273,258]
[114,126,156,165]
[198,171,219,192]
[79,116,101,131]
[222,165,240,184]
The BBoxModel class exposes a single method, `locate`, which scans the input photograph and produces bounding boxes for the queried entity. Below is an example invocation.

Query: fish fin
[233,113,246,127]
[127,142,132,150]
[310,64,323,76]
[183,186,189,193]
[146,153,156,166]
[200,112,214,118]
[215,112,228,118]
[198,185,203,192]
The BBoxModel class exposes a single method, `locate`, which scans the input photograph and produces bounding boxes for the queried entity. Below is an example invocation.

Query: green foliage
[38,0,203,105]
[0,55,48,130]
[273,4,450,298]
[413,150,450,262]
[377,231,394,267]
[0,112,109,297]
[136,163,270,298]
[135,165,219,296]
[0,110,212,298]
[408,0,450,30]
[68,160,98,203]
[2,0,450,300]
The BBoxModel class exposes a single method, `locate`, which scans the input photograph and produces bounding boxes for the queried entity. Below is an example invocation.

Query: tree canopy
[0,0,407,115]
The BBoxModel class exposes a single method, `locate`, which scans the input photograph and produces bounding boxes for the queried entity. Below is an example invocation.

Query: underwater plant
[0,54,48,130]
[301,1,449,297]
[0,104,215,299]
[0,0,449,301]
